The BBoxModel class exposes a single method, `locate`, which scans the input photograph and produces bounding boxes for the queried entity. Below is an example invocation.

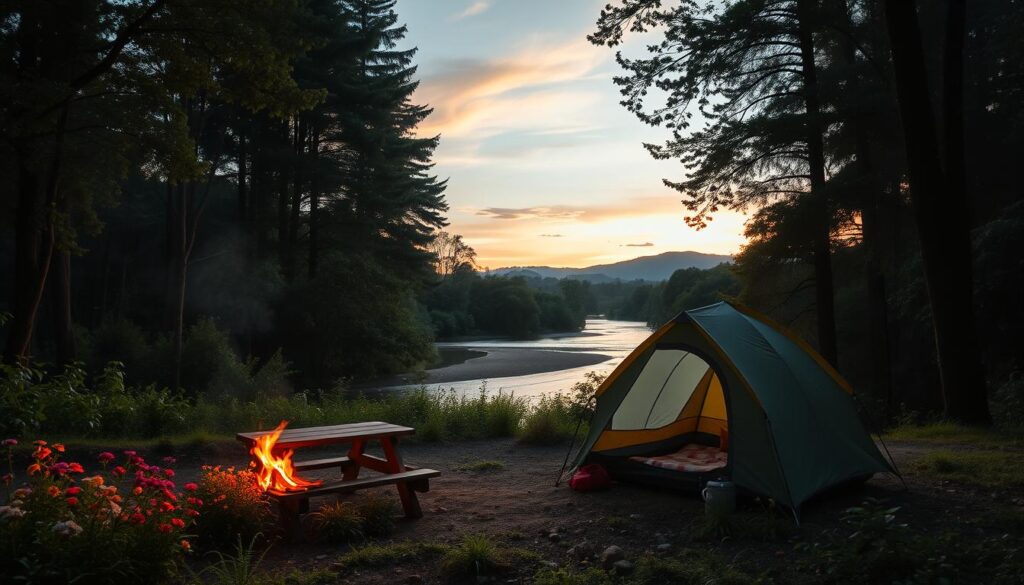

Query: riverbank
[369,348,612,387]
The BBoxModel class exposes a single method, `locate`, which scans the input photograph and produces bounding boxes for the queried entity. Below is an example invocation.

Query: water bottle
[702,479,736,516]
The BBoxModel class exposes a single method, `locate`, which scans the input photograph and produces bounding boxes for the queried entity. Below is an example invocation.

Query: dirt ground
[146,436,1024,584]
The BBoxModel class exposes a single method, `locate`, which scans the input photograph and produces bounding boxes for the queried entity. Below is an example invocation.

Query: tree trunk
[883,0,990,424]
[796,0,839,366]
[308,128,320,280]
[49,249,76,364]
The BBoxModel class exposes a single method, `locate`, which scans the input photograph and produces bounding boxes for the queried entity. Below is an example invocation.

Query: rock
[655,543,671,552]
[405,576,422,585]
[600,545,625,569]
[315,554,327,560]
[568,541,595,561]
[612,560,634,575]
[548,532,562,543]
[628,513,641,520]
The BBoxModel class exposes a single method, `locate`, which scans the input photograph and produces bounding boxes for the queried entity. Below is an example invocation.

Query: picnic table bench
[236,421,440,541]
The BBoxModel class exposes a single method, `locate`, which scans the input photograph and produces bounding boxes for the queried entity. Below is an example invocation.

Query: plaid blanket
[628,444,727,473]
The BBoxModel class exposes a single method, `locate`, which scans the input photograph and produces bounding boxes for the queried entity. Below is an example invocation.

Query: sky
[398,0,748,269]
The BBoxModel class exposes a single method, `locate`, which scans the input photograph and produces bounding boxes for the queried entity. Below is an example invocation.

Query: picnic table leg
[278,498,306,543]
[381,437,422,518]
[344,439,365,481]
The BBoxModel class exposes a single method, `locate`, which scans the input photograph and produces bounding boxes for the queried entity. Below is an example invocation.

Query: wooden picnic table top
[236,421,415,450]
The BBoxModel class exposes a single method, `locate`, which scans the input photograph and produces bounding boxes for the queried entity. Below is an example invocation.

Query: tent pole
[853,394,908,490]
[555,414,586,487]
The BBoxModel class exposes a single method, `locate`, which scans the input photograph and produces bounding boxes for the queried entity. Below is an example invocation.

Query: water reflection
[381,319,651,400]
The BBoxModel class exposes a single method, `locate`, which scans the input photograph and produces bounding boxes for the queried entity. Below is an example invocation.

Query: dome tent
[571,301,894,517]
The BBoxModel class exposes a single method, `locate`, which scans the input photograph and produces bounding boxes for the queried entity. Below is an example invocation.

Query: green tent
[572,301,894,515]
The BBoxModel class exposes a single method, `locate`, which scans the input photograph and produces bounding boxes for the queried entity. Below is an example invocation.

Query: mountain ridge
[488,251,732,283]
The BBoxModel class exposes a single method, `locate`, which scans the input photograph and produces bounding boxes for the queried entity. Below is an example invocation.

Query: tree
[591,0,841,364]
[429,231,477,278]
[883,0,990,423]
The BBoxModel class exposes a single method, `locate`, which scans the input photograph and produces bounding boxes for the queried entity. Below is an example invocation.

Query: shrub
[309,501,364,543]
[0,441,198,583]
[440,534,510,579]
[519,395,579,445]
[356,493,397,538]
[193,466,272,551]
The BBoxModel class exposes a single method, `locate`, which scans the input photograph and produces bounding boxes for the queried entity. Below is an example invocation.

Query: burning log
[250,421,323,493]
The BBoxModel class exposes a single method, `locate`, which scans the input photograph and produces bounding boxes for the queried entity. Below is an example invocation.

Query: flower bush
[192,465,272,551]
[0,440,198,584]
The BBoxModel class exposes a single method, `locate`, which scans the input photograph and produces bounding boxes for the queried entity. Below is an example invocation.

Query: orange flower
[132,486,143,496]
[47,486,61,498]
[52,443,65,453]
[27,463,42,476]
[34,447,52,460]
[180,539,191,551]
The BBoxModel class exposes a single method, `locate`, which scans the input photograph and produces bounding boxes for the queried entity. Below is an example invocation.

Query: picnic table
[236,421,440,541]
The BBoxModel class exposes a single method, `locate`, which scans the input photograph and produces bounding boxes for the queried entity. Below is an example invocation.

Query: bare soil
[150,437,1024,584]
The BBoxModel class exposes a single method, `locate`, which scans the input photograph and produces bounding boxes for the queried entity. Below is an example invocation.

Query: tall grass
[2,359,598,443]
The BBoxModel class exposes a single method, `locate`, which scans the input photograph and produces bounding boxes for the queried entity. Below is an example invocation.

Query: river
[373,319,652,400]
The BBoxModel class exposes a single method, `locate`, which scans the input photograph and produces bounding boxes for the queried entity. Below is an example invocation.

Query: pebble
[655,543,671,552]
[600,545,625,569]
[315,554,327,560]
[548,532,561,543]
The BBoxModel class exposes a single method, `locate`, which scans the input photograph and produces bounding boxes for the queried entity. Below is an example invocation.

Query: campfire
[250,421,323,493]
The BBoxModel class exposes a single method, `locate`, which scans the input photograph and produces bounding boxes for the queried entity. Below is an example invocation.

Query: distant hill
[490,251,732,283]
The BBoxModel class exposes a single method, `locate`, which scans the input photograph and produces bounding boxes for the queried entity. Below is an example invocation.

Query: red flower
[157,523,173,533]
[2,438,16,447]
[97,452,115,463]
[186,497,203,506]
[163,468,175,478]
[159,501,176,512]
[184,482,198,492]
[112,466,126,477]
[67,462,85,474]
[162,456,176,465]
[66,497,79,507]
[52,443,65,452]
[171,518,185,529]
[33,440,47,446]
[186,509,200,517]
[34,447,52,460]
[65,486,82,496]
[129,513,146,525]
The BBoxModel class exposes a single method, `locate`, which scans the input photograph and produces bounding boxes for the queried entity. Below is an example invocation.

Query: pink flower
[2,438,16,447]
[123,450,136,457]
[184,483,198,492]
[163,468,175,478]
[112,466,126,477]
[171,518,185,529]
[1,473,11,485]
[97,452,115,463]
[186,497,203,506]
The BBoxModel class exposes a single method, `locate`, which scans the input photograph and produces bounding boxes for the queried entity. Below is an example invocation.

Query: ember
[250,421,323,493]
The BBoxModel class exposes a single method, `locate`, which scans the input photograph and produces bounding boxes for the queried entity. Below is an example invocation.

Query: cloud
[622,242,654,247]
[451,1,490,20]
[477,206,586,220]
[539,233,564,237]
[415,38,606,140]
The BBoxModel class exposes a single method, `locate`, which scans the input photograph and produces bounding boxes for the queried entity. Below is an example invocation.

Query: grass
[308,501,364,543]
[884,421,1024,449]
[910,449,1024,488]
[454,459,505,472]
[604,515,631,530]
[337,541,450,569]
[439,534,517,579]
[687,510,794,543]
[356,494,397,537]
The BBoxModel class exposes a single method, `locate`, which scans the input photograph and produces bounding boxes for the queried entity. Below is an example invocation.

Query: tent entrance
[594,344,730,457]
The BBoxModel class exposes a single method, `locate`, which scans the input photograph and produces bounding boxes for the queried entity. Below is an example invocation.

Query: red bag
[569,464,611,492]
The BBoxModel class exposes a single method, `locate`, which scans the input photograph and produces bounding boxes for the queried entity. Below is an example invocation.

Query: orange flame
[251,421,323,493]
